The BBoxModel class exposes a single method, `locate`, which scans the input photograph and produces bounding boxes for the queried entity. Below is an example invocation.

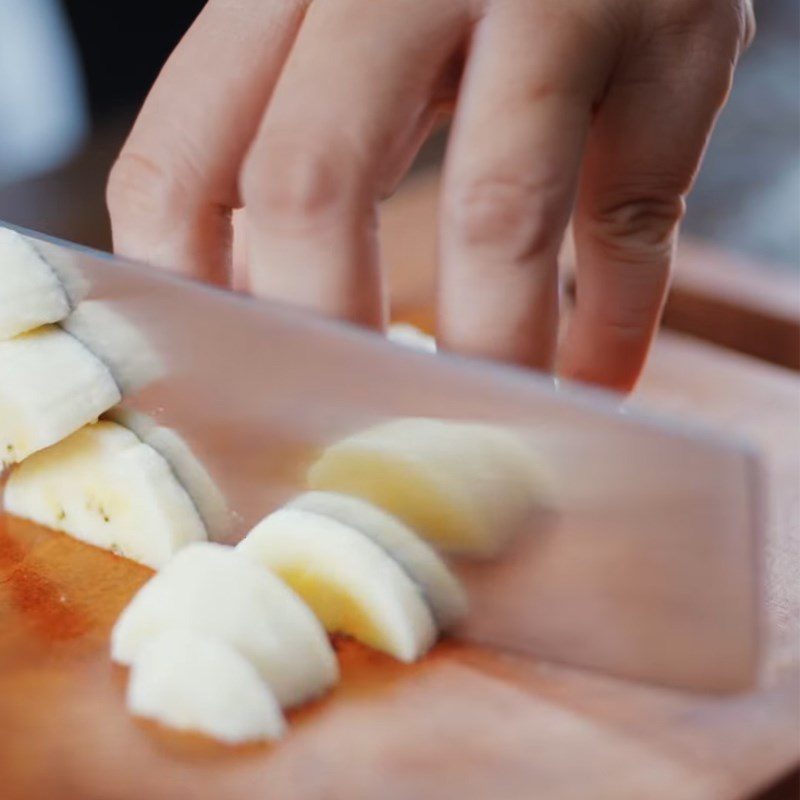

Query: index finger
[107,0,308,284]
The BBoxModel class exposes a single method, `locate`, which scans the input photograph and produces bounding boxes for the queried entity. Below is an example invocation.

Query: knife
[7,222,762,693]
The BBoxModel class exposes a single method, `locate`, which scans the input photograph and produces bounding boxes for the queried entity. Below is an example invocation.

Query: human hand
[107,0,754,390]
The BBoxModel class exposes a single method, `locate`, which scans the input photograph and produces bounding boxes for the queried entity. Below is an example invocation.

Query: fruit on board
[287,490,467,629]
[4,420,207,568]
[237,508,437,662]
[0,326,120,468]
[0,226,73,339]
[387,323,437,353]
[127,630,286,743]
[308,417,551,557]
[111,542,338,708]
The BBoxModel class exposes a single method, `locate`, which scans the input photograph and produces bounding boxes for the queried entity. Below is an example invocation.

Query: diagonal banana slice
[0,227,73,339]
[111,542,338,708]
[0,325,121,468]
[105,408,232,540]
[127,630,286,744]
[287,491,467,629]
[4,420,207,568]
[307,417,553,558]
[236,508,437,662]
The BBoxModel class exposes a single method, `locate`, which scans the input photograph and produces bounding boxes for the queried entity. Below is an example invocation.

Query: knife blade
[7,222,762,692]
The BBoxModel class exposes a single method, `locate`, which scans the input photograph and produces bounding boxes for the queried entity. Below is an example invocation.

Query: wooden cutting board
[2,166,798,798]
[0,328,797,800]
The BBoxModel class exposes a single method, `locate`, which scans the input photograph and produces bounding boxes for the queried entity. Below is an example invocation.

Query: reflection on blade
[61,300,164,395]
[307,417,554,558]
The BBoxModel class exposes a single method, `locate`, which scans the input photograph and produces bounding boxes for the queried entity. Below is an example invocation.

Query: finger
[438,3,615,369]
[231,208,249,292]
[559,27,740,390]
[107,0,308,284]
[241,0,469,327]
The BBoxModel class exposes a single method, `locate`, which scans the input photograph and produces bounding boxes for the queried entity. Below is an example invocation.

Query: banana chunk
[127,630,286,744]
[308,417,551,557]
[0,326,121,467]
[0,227,72,339]
[237,508,437,662]
[387,323,437,353]
[4,421,207,568]
[287,491,467,629]
[105,408,231,540]
[112,542,338,708]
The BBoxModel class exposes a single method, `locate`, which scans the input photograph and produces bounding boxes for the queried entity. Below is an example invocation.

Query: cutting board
[1,330,797,800]
[2,168,798,797]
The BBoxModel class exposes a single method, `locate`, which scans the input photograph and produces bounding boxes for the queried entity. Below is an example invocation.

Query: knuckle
[662,0,750,45]
[590,190,685,263]
[107,151,185,225]
[446,176,564,260]
[242,139,349,228]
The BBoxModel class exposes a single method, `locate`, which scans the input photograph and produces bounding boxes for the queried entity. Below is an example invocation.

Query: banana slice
[111,542,338,708]
[0,227,72,339]
[307,417,552,557]
[237,508,437,662]
[387,323,437,353]
[4,420,207,568]
[127,630,286,744]
[0,326,121,468]
[105,408,231,540]
[287,491,467,629]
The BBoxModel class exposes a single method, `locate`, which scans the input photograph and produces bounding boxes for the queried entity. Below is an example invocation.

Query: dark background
[62,1,204,118]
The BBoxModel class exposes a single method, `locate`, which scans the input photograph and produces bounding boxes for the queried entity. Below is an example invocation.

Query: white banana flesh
[287,491,467,629]
[237,508,437,662]
[387,323,437,353]
[0,227,72,339]
[111,542,339,708]
[308,417,552,557]
[0,326,121,468]
[127,630,286,744]
[4,421,207,568]
[105,408,231,540]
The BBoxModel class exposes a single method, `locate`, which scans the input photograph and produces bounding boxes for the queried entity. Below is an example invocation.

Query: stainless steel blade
[10,223,762,692]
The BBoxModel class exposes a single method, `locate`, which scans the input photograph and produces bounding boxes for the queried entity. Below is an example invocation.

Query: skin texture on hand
[107,0,754,392]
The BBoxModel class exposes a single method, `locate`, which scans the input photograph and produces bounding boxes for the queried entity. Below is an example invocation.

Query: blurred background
[0,0,797,274]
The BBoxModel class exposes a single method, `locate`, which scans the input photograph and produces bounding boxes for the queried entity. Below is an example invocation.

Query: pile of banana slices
[0,227,551,745]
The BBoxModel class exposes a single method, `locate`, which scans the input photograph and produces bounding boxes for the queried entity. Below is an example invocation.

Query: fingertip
[557,314,657,393]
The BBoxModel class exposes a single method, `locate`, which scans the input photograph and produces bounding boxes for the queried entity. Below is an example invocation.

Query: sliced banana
[387,323,437,353]
[111,542,338,708]
[287,491,467,629]
[237,508,437,662]
[105,408,231,540]
[308,417,552,557]
[4,420,207,568]
[127,630,286,744]
[0,325,121,468]
[0,227,72,339]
